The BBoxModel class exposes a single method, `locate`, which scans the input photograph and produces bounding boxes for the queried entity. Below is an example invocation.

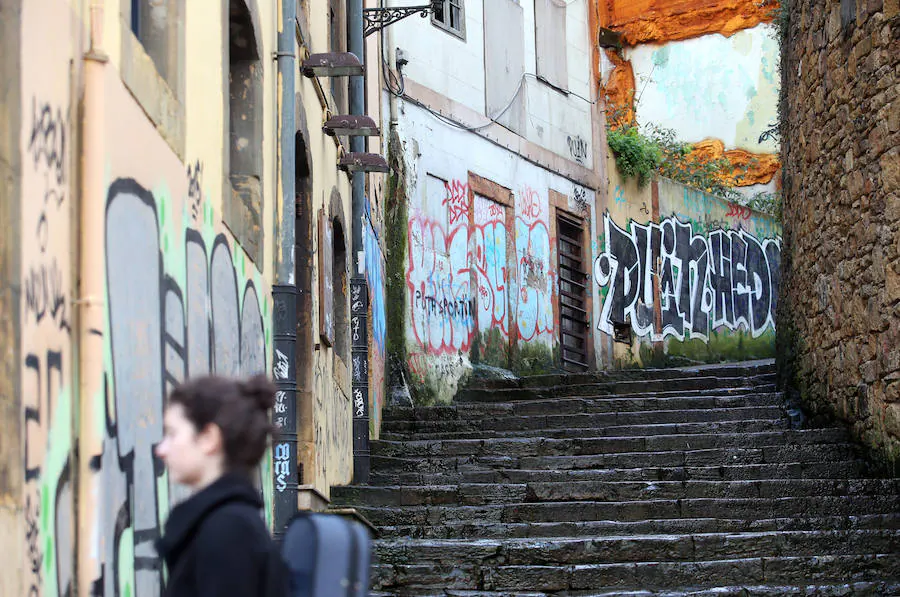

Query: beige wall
[4,1,374,592]
[14,0,294,595]
[0,1,24,594]
[297,0,355,493]
[19,2,82,595]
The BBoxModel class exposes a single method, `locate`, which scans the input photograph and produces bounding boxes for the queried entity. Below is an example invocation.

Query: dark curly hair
[168,374,276,473]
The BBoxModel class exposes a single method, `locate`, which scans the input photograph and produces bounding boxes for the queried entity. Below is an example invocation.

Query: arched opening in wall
[227,0,264,263]
[332,218,349,363]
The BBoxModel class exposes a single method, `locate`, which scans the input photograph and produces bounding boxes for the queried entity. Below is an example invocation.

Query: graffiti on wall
[407,179,474,354]
[22,95,74,597]
[516,185,553,343]
[472,195,509,344]
[566,135,589,164]
[594,212,781,342]
[408,179,561,363]
[364,198,386,429]
[95,177,268,597]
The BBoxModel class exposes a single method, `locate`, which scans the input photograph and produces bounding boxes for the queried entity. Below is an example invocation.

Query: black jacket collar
[156,473,263,562]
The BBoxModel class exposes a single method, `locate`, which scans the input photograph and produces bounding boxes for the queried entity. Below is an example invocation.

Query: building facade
[594,0,784,367]
[383,0,606,403]
[779,0,900,465]
[0,0,388,594]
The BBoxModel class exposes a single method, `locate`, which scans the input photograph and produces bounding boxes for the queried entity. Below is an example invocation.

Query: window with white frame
[432,0,465,38]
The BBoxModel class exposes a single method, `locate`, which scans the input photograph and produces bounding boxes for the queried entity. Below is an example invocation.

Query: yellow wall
[10,0,362,594]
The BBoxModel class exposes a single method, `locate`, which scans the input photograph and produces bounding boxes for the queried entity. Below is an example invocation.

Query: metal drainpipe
[348,0,371,483]
[272,0,298,540]
[79,3,109,593]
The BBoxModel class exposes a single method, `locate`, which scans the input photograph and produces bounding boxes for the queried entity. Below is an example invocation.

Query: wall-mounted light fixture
[363,0,442,37]
[323,115,381,137]
[339,153,390,173]
[301,52,365,78]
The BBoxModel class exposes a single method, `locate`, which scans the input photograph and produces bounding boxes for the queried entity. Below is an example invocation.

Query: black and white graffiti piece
[594,213,781,342]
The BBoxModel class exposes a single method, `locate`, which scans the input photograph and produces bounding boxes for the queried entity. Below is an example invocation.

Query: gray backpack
[279,512,372,597]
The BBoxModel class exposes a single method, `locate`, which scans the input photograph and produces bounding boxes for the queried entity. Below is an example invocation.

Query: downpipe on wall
[272,0,298,539]
[78,1,109,594]
[348,0,370,483]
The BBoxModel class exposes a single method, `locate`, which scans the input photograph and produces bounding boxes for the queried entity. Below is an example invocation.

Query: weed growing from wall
[607,123,662,188]
[606,106,782,218]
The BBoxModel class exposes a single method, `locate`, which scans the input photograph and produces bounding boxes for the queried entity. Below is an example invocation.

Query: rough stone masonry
[779,0,900,465]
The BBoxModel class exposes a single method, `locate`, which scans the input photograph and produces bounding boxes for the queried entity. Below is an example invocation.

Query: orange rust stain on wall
[600,0,777,46]
[690,139,781,186]
[603,49,636,127]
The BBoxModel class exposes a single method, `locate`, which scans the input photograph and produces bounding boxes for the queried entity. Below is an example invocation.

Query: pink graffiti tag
[443,179,469,226]
[519,185,542,221]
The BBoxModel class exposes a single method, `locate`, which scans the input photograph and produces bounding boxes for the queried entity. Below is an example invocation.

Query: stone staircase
[331,361,900,596]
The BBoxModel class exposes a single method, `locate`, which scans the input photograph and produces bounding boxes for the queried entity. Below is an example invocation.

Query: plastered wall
[391,101,599,403]
[598,0,782,195]
[597,158,782,368]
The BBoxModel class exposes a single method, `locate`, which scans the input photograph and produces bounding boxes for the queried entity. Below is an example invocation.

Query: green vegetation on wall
[607,113,781,218]
[665,329,777,364]
[511,342,557,376]
[384,130,408,374]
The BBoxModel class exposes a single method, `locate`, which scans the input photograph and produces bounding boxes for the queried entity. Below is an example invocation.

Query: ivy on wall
[607,112,782,218]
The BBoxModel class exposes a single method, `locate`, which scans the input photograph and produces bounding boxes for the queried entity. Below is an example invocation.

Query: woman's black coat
[156,473,283,597]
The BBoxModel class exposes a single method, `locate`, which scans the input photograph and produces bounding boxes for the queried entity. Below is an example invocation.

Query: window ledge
[431,17,466,41]
[120,25,186,161]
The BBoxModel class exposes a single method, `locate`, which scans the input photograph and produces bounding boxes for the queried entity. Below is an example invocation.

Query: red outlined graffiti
[443,179,469,226]
[519,185,543,221]
[407,180,474,355]
[516,185,554,342]
[472,195,509,340]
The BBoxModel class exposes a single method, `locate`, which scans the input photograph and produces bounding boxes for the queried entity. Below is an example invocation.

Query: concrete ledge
[296,484,329,512]
[120,23,185,161]
[400,79,602,190]
[325,506,379,538]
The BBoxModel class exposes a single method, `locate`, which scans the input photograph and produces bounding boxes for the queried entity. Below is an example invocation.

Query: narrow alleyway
[333,361,900,595]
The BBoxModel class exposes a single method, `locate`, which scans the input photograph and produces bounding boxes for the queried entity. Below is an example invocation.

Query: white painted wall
[390,98,600,401]
[627,23,780,154]
[390,0,594,164]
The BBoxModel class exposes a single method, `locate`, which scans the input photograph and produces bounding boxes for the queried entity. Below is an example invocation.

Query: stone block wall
[779,0,900,465]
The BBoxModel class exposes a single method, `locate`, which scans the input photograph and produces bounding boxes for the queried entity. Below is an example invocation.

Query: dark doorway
[557,211,589,371]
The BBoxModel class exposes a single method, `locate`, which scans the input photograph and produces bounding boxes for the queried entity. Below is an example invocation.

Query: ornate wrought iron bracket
[363,0,441,37]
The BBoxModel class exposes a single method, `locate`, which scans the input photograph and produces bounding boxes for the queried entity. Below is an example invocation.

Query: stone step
[371,581,900,597]
[456,377,777,403]
[384,406,788,433]
[353,494,900,527]
[381,418,789,442]
[384,392,785,422]
[375,513,900,540]
[466,360,776,391]
[332,479,900,508]
[370,429,851,459]
[373,530,900,568]
[369,460,872,486]
[372,554,900,593]
[370,442,863,476]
